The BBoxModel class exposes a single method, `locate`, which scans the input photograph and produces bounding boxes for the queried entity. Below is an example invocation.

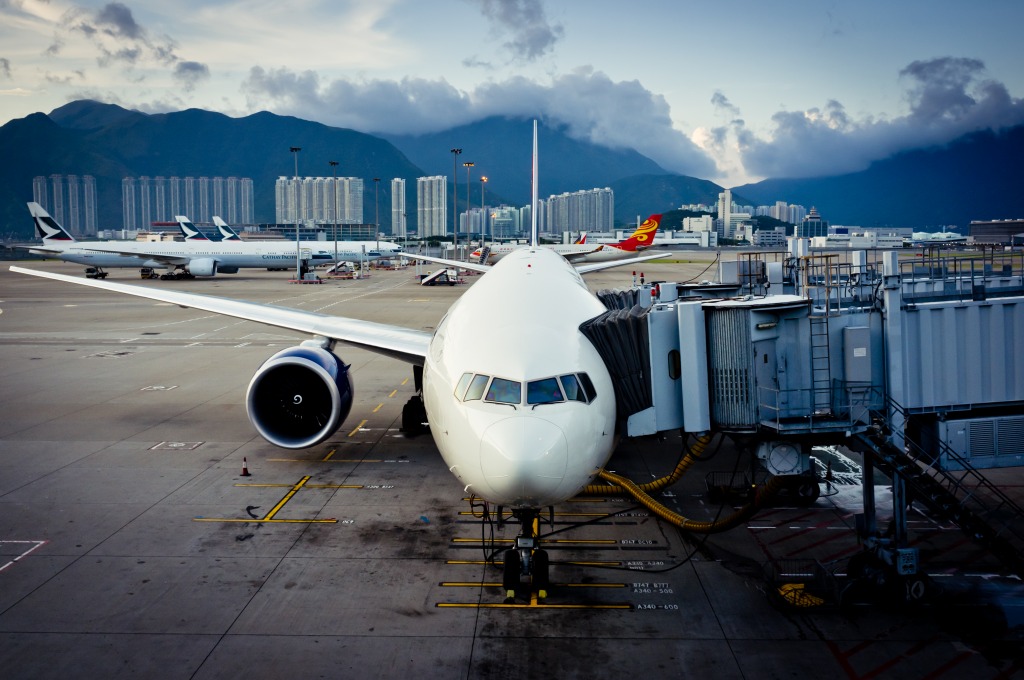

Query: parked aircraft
[24,203,383,279]
[472,214,661,264]
[12,121,670,599]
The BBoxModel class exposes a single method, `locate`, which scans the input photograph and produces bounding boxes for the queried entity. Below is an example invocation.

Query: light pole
[329,160,338,268]
[463,161,474,245]
[480,175,488,246]
[373,177,380,254]
[290,146,301,279]
[450,147,461,254]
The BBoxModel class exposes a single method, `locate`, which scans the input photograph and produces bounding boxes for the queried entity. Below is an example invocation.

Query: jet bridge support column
[881,251,908,450]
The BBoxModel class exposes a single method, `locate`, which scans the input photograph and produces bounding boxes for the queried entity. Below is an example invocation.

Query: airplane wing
[561,245,604,262]
[574,251,674,274]
[70,245,192,266]
[401,252,491,274]
[10,266,432,364]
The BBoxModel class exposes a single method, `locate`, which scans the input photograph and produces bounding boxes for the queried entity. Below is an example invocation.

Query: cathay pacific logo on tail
[28,202,75,241]
[177,217,210,241]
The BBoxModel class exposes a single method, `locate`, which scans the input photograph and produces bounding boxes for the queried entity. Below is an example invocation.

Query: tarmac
[1,256,1022,679]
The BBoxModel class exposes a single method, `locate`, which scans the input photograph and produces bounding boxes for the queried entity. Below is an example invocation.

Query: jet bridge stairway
[849,397,1024,576]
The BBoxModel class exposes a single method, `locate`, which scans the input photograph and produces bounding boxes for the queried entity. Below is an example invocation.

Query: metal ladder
[808,313,832,414]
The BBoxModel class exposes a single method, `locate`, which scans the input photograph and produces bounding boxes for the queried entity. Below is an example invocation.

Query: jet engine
[188,258,219,276]
[246,346,354,449]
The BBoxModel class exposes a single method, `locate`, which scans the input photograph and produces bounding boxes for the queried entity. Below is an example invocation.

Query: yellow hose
[581,432,786,533]
[581,433,714,496]
[595,468,787,533]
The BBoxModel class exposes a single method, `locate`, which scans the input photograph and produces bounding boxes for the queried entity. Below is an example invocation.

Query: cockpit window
[527,377,564,405]
[485,378,521,404]
[465,374,490,401]
[558,374,587,402]
[578,372,597,402]
[457,371,594,406]
[455,372,474,400]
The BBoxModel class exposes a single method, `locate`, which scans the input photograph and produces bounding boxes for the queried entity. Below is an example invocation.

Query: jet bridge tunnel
[580,244,1024,584]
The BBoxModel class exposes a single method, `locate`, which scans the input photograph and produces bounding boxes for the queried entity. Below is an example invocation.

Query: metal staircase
[850,397,1024,575]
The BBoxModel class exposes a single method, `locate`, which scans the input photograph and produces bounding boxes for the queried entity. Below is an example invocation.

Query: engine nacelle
[246,346,354,449]
[188,258,219,276]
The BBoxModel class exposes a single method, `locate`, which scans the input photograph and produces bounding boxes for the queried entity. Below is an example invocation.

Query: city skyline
[2,2,1023,187]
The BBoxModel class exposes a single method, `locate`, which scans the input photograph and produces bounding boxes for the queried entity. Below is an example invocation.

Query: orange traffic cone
[240,457,251,477]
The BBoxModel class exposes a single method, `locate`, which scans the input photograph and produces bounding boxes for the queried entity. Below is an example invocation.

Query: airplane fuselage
[30,240,394,271]
[421,247,617,508]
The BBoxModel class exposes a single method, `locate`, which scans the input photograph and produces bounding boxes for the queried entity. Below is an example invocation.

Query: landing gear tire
[502,549,520,603]
[532,549,550,599]
[401,396,428,437]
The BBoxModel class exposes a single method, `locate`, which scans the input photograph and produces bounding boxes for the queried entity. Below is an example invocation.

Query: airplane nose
[479,416,568,505]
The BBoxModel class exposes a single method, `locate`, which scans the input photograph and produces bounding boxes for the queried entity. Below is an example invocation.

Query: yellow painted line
[323,448,336,462]
[268,458,382,463]
[436,602,631,610]
[263,476,311,520]
[306,484,363,489]
[388,389,397,398]
[194,517,338,523]
[441,582,627,589]
[372,403,383,413]
[347,419,368,437]
[445,559,625,566]
[458,511,618,518]
[450,538,619,545]
[401,378,409,385]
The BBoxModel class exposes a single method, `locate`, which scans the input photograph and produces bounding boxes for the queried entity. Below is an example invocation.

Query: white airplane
[11,121,670,599]
[472,214,662,265]
[23,202,380,279]
[176,214,398,267]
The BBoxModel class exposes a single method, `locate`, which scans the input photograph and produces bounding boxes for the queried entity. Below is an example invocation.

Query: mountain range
[0,99,1022,239]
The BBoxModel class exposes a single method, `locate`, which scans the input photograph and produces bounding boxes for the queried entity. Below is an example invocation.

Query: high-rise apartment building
[391,178,407,238]
[545,188,613,232]
[35,173,98,235]
[121,175,254,229]
[417,176,447,238]
[274,176,364,226]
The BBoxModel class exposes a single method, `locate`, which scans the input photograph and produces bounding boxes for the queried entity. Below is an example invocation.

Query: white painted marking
[0,540,48,573]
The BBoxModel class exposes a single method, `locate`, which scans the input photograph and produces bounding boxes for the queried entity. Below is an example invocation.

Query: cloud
[63,2,179,67]
[474,0,564,62]
[94,2,143,40]
[174,60,210,92]
[0,57,10,79]
[732,57,1024,180]
[711,91,740,117]
[241,65,718,178]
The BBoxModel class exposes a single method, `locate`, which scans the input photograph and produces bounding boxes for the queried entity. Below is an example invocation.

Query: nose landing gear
[502,508,550,603]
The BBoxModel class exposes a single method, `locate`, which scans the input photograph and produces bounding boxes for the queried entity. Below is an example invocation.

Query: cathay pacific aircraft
[24,203,384,279]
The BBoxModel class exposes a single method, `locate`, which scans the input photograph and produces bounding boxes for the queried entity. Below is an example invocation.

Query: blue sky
[2,0,1023,187]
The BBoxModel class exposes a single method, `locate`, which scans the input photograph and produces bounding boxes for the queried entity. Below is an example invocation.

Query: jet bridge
[582,243,1024,585]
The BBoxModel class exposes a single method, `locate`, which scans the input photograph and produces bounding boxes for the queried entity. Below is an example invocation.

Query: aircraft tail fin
[530,119,539,248]
[28,202,75,242]
[176,216,213,241]
[574,232,587,244]
[213,216,242,241]
[613,214,662,252]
